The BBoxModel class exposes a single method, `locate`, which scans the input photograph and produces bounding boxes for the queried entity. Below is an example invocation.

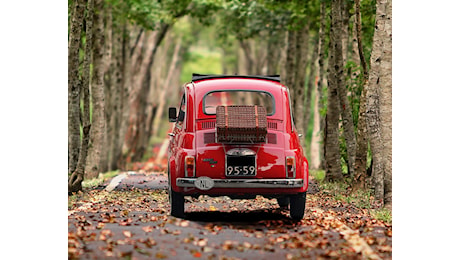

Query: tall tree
[333,0,357,178]
[293,25,310,148]
[324,0,344,182]
[122,24,170,164]
[352,0,370,191]
[85,0,107,179]
[69,0,94,193]
[68,0,86,175]
[366,0,391,206]
[380,0,392,208]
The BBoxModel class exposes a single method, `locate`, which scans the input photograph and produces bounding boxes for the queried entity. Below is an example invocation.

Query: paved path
[68,172,392,259]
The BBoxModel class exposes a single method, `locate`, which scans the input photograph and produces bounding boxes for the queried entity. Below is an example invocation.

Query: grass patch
[310,169,392,223]
[371,208,392,223]
[82,170,120,189]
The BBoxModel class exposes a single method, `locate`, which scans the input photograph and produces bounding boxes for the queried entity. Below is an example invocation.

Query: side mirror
[168,107,177,122]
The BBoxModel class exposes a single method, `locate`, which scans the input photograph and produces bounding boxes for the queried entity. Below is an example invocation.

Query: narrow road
[68,172,392,259]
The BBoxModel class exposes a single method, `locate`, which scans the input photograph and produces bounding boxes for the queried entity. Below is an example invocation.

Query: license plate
[226,155,256,176]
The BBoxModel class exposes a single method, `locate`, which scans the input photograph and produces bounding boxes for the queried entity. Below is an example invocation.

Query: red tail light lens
[185,156,195,177]
[286,157,296,178]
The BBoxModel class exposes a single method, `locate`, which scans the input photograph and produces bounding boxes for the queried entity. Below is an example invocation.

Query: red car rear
[168,74,308,220]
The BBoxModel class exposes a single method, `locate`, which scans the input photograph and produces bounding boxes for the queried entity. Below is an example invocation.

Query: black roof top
[191,73,281,83]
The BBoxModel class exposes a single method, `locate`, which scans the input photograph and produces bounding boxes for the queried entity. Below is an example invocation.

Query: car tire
[169,187,185,218]
[168,166,184,218]
[276,197,289,209]
[289,192,306,221]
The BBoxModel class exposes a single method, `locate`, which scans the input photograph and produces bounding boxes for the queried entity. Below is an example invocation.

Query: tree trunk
[69,0,93,193]
[152,37,183,138]
[99,2,113,173]
[254,37,267,75]
[310,84,322,169]
[239,39,255,75]
[304,40,318,135]
[333,0,357,178]
[352,0,370,191]
[68,0,86,174]
[123,25,170,164]
[380,0,392,208]
[284,30,297,103]
[293,26,309,147]
[366,0,391,202]
[107,25,124,171]
[117,26,143,169]
[325,0,344,182]
[341,0,351,64]
[266,30,282,75]
[85,0,106,179]
[317,0,328,170]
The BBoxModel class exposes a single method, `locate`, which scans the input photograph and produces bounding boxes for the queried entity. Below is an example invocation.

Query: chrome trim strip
[176,178,303,188]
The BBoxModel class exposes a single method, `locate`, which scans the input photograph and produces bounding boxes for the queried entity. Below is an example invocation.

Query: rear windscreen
[203,91,275,115]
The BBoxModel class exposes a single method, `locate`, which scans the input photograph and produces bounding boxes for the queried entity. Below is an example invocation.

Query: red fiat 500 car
[168,74,308,220]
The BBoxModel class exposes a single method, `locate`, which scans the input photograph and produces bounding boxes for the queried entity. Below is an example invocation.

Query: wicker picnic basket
[216,105,267,143]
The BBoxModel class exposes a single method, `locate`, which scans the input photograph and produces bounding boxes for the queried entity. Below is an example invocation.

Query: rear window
[203,90,275,115]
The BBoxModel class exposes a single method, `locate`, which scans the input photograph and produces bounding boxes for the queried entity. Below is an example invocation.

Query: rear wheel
[289,192,306,221]
[276,197,290,209]
[168,167,184,218]
[169,187,185,218]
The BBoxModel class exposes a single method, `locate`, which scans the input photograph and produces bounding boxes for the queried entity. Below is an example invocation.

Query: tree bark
[266,30,282,75]
[380,0,392,208]
[68,0,86,174]
[99,2,113,173]
[304,40,318,135]
[317,0,328,170]
[152,37,182,138]
[69,0,93,193]
[310,79,322,169]
[107,24,124,171]
[366,0,390,202]
[325,0,344,182]
[117,26,144,169]
[352,0,370,191]
[284,30,297,103]
[332,0,357,178]
[239,39,255,75]
[123,24,170,164]
[85,0,106,179]
[293,26,309,148]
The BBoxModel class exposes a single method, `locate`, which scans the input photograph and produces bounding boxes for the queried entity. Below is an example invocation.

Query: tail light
[185,156,195,177]
[286,157,296,178]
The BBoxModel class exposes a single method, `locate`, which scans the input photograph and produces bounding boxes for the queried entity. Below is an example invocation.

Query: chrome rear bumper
[176,177,303,189]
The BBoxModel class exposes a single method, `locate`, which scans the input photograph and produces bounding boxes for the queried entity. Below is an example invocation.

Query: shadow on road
[185,209,293,224]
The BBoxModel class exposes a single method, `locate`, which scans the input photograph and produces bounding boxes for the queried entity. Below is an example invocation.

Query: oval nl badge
[194,177,214,190]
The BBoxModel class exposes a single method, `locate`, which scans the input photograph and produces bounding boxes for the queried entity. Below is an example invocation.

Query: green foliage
[310,170,325,182]
[82,170,120,188]
[371,208,392,223]
[180,47,222,83]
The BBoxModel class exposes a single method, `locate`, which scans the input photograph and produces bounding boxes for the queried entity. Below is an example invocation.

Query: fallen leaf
[123,231,132,238]
[142,226,154,233]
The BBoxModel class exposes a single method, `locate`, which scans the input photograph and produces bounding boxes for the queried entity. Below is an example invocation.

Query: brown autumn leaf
[180,220,190,227]
[155,252,167,259]
[203,246,213,253]
[96,222,105,229]
[123,230,132,238]
[142,226,154,233]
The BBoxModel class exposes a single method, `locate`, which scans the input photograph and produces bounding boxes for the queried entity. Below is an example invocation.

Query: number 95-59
[227,166,255,175]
